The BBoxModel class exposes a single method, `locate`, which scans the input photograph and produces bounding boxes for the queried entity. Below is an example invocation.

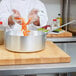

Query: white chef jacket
[0,0,48,27]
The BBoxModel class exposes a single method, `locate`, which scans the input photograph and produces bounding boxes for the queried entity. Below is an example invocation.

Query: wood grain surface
[47,31,72,38]
[0,41,70,65]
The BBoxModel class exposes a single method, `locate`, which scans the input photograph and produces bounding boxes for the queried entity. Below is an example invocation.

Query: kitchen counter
[0,37,76,75]
[47,36,76,42]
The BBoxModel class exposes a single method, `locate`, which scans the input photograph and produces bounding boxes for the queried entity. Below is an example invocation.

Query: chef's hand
[28,9,40,26]
[8,9,21,26]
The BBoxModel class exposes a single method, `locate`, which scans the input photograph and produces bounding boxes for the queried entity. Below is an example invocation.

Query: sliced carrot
[14,17,32,36]
[23,31,28,36]
[14,17,22,20]
[25,18,32,25]
[27,30,30,32]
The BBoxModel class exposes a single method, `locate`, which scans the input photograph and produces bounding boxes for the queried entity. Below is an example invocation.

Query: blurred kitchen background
[41,0,76,36]
[41,0,62,24]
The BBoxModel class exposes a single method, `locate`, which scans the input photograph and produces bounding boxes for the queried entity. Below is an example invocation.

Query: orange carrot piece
[25,18,32,25]
[14,17,32,36]
[14,17,22,20]
[23,31,28,36]
[27,30,30,32]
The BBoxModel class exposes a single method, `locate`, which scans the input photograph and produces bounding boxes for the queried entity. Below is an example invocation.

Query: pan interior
[5,29,45,37]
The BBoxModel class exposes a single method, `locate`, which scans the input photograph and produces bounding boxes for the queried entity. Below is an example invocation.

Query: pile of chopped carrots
[14,17,32,36]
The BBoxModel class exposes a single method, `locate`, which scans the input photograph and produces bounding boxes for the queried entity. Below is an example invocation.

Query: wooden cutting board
[0,41,70,65]
[47,31,72,38]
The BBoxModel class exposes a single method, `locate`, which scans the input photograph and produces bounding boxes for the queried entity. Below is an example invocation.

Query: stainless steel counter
[0,37,76,76]
[47,36,76,42]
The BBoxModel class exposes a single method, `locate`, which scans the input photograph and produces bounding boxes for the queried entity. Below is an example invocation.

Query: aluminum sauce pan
[5,30,46,52]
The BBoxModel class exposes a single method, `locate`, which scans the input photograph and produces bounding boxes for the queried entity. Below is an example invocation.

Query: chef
[0,0,48,75]
[0,0,48,29]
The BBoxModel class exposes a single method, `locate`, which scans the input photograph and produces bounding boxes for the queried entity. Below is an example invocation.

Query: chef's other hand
[8,15,15,26]
[12,9,21,25]
[28,9,40,26]
[8,9,21,26]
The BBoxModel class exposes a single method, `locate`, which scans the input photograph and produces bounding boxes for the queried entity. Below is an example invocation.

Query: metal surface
[62,0,70,31]
[64,0,70,31]
[5,30,46,52]
[68,0,76,33]
[66,0,70,25]
[63,0,76,33]
[61,0,65,25]
[47,37,76,42]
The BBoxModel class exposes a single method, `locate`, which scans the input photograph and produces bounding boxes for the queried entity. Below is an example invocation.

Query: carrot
[14,17,32,36]
[27,30,30,32]
[23,31,28,36]
[14,17,22,20]
[25,18,32,25]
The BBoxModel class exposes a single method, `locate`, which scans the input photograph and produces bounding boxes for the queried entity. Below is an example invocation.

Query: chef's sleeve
[35,0,48,26]
[0,0,11,27]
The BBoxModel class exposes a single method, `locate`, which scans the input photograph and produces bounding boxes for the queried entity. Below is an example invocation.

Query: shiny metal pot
[5,21,74,52]
[5,30,46,52]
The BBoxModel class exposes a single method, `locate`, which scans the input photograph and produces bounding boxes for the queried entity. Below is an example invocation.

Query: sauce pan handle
[45,20,76,35]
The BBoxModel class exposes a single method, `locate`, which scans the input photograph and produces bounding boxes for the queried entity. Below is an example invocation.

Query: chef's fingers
[31,15,38,21]
[33,17,40,26]
[30,9,38,14]
[28,9,38,19]
[12,9,17,14]
[12,9,21,25]
[8,16,15,26]
[16,20,22,25]
[12,9,21,17]
[12,9,20,15]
